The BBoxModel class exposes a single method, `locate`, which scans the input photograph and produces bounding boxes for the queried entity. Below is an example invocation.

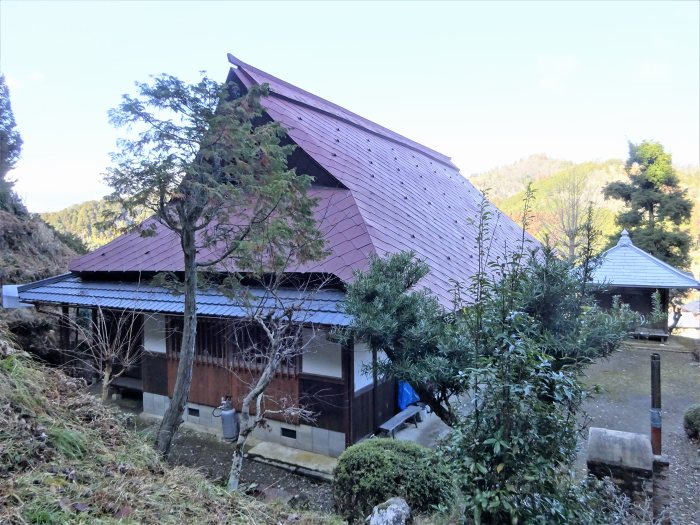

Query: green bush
[333,438,452,523]
[683,404,700,439]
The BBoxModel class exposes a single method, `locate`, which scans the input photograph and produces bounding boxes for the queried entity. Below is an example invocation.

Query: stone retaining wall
[587,427,670,523]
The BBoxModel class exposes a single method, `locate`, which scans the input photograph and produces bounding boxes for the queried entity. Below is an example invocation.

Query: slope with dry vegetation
[0,330,337,525]
[0,210,76,284]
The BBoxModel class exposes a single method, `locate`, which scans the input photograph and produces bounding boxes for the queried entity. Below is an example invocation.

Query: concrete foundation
[142,392,345,457]
[587,427,653,502]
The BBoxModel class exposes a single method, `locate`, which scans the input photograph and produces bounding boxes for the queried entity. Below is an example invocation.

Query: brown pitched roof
[71,55,531,304]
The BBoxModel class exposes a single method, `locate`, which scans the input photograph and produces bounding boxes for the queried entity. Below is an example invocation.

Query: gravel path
[578,338,700,524]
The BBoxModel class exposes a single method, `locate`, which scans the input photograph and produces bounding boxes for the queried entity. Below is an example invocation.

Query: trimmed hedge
[332,438,452,523]
[683,404,700,439]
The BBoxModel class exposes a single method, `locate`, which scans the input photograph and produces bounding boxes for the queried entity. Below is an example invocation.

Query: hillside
[469,154,574,201]
[0,334,334,524]
[469,155,700,275]
[0,209,77,284]
[0,195,80,357]
[41,199,124,251]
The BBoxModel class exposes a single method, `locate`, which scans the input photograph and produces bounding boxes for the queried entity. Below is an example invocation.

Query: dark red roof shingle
[71,55,533,305]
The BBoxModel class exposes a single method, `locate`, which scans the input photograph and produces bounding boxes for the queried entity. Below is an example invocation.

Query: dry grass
[0,209,76,284]
[0,330,340,524]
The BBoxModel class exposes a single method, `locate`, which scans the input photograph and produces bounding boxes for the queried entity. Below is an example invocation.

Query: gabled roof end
[227,53,243,69]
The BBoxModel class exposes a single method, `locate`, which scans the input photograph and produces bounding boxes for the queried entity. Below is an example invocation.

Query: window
[164,315,300,375]
[281,427,297,439]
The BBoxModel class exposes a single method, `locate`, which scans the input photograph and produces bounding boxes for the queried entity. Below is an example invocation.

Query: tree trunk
[228,444,245,492]
[227,353,279,491]
[101,363,112,403]
[669,305,682,333]
[155,228,198,457]
[227,411,253,492]
[567,233,576,263]
[414,384,457,427]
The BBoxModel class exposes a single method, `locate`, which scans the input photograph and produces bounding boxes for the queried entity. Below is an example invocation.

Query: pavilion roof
[591,230,700,289]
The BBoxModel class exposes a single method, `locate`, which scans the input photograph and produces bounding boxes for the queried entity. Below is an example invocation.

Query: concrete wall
[142,392,346,457]
[587,427,670,521]
[587,427,654,503]
[143,314,166,354]
[301,328,342,378]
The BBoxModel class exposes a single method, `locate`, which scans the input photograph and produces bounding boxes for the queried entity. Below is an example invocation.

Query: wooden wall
[299,375,347,434]
[142,353,168,396]
[596,287,669,330]
[153,317,402,443]
[351,378,397,443]
[165,357,299,422]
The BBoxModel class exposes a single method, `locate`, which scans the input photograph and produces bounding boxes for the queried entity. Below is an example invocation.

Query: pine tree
[0,75,25,213]
[106,74,325,457]
[604,140,693,268]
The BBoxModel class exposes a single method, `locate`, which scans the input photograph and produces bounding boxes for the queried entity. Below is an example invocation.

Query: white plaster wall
[353,341,374,392]
[301,328,342,378]
[143,314,166,354]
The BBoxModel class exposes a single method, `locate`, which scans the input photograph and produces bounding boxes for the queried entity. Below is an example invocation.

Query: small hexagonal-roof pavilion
[592,230,700,337]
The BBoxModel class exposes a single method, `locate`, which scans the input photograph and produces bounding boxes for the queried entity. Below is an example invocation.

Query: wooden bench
[378,405,422,438]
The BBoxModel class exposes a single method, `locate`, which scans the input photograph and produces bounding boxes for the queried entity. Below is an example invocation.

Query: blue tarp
[398,381,419,410]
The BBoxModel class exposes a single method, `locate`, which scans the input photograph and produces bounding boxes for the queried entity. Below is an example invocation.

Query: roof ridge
[227,53,456,169]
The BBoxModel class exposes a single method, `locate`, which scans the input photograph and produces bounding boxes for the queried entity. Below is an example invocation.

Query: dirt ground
[578,337,700,525]
[166,430,335,513]
[108,392,336,513]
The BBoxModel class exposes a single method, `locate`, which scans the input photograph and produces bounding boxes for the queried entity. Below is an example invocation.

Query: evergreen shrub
[683,404,700,439]
[332,438,451,523]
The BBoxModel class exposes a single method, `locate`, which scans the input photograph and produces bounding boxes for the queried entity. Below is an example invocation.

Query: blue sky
[1,0,698,212]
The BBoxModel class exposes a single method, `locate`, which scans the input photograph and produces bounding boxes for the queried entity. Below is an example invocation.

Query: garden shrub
[683,404,700,439]
[333,438,452,523]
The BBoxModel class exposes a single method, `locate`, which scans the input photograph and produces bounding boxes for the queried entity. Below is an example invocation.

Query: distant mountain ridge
[469,154,700,276]
[469,154,574,201]
[41,199,122,251]
[41,154,700,275]
[41,200,149,252]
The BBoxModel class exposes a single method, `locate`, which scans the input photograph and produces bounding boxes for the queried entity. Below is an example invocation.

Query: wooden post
[371,348,378,432]
[650,353,661,455]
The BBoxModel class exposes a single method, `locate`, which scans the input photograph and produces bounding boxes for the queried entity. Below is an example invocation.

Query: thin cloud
[536,55,581,90]
[636,59,670,82]
[4,71,45,91]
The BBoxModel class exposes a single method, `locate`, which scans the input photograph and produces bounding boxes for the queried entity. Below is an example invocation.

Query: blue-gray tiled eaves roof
[17,274,350,326]
[591,230,700,289]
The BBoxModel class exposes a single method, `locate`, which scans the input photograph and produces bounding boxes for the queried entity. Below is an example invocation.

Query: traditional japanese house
[592,229,700,339]
[13,55,529,456]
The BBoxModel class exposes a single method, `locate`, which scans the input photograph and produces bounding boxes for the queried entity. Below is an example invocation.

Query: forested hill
[42,155,700,274]
[41,199,122,251]
[469,154,700,275]
[41,200,149,252]
[469,154,575,201]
